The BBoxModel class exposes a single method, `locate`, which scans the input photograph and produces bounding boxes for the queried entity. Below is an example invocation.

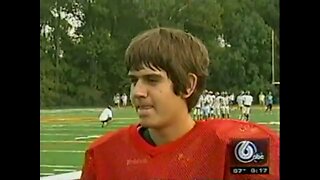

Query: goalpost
[271,29,280,85]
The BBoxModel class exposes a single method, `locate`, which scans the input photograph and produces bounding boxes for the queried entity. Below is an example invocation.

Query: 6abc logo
[234,140,265,164]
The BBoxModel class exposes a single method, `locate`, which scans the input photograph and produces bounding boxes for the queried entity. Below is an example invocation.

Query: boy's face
[128,66,186,128]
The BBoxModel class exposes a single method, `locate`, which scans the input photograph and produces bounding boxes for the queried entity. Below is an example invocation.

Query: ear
[182,73,197,99]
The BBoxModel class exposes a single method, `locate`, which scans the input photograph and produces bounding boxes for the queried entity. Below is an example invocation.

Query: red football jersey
[80,119,279,180]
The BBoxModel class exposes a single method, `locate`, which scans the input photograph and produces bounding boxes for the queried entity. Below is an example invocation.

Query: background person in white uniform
[99,105,113,127]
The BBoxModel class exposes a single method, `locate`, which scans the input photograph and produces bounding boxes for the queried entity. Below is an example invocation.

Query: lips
[138,105,153,109]
[137,105,153,116]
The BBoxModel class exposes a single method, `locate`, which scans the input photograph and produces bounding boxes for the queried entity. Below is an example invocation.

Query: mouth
[137,105,153,109]
[136,105,153,116]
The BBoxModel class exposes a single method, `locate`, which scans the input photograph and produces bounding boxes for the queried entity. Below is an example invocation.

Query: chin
[138,117,160,128]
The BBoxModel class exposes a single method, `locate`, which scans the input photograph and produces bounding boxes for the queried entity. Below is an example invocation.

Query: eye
[146,76,161,85]
[130,77,138,85]
[147,77,158,82]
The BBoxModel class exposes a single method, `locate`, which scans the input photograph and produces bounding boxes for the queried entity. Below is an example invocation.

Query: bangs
[125,35,171,73]
[126,50,165,73]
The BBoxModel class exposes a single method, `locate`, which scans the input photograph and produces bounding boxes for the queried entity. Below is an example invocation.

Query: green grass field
[40,106,279,177]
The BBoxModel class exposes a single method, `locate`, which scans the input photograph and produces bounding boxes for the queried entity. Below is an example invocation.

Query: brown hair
[124,27,209,112]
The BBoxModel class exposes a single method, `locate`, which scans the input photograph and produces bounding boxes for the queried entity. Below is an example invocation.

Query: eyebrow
[128,74,163,79]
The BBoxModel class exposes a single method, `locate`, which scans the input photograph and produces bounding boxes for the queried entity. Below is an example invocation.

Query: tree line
[40,0,279,108]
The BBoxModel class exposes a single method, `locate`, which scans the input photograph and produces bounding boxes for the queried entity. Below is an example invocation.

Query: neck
[148,114,196,146]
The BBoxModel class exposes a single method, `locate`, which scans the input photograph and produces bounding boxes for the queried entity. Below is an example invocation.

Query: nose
[131,79,147,99]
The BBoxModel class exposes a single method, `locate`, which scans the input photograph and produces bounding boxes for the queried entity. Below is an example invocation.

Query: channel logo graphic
[231,139,268,165]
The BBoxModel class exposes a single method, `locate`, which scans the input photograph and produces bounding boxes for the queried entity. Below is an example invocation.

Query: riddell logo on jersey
[126,158,148,166]
[230,139,268,165]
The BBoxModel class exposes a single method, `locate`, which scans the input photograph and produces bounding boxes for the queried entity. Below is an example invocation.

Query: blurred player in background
[208,91,215,118]
[258,91,265,110]
[236,91,245,119]
[242,91,253,121]
[220,91,230,118]
[113,93,120,108]
[193,91,204,120]
[121,93,128,107]
[202,90,212,119]
[98,105,113,127]
[213,91,222,118]
[265,91,273,114]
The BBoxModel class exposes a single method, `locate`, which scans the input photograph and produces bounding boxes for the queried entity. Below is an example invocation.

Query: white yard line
[41,108,103,113]
[41,123,132,128]
[41,150,85,153]
[74,135,101,140]
[41,140,91,143]
[40,170,82,180]
[40,128,115,131]
[53,169,76,172]
[41,133,87,136]
[41,165,80,168]
[42,117,138,121]
[257,121,280,125]
[40,173,55,176]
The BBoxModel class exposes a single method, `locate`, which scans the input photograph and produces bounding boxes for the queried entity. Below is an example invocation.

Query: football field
[40,106,279,177]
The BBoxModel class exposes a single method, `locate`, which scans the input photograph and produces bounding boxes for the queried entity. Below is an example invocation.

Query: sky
[41,8,83,38]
